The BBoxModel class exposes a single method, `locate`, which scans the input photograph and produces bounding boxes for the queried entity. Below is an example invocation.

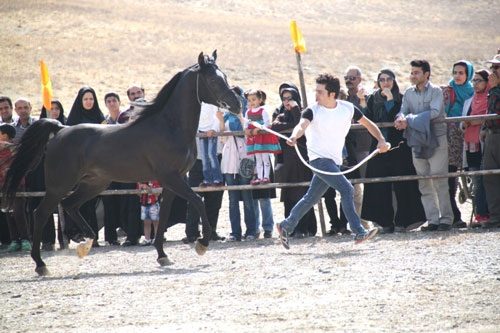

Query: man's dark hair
[0,124,16,139]
[104,92,120,103]
[0,95,13,108]
[316,73,340,98]
[410,59,431,76]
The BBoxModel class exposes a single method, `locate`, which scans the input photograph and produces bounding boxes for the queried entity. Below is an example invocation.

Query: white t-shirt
[302,100,362,165]
[198,102,220,132]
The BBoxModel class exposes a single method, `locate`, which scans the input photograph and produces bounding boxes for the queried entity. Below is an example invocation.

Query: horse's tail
[2,118,65,208]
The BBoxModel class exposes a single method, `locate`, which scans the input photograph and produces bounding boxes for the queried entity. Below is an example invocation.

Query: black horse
[2,51,241,276]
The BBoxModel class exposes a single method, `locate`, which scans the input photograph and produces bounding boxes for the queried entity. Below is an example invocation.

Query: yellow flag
[40,60,52,110]
[290,20,306,53]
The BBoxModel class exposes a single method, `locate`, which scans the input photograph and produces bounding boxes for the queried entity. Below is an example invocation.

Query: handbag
[233,137,255,178]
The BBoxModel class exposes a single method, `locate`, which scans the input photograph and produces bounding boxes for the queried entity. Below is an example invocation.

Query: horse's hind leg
[61,180,110,258]
[32,192,65,276]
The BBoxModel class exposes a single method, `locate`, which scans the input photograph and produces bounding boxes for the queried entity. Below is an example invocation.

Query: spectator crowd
[1,51,500,253]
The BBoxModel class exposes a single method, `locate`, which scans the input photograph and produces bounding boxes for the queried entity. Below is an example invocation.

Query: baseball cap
[486,54,500,64]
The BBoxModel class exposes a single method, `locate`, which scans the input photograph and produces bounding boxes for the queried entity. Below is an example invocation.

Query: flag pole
[295,51,308,108]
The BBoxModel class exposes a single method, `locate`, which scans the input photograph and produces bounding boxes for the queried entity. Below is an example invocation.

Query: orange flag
[290,20,306,53]
[40,60,52,110]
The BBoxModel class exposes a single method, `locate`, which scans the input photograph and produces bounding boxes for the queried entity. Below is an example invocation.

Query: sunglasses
[491,65,500,70]
[378,77,394,83]
[282,96,294,102]
[472,79,486,84]
[344,76,359,81]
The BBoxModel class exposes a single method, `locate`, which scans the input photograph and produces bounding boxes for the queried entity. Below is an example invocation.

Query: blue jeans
[224,174,256,239]
[281,158,365,235]
[199,136,222,183]
[253,198,274,233]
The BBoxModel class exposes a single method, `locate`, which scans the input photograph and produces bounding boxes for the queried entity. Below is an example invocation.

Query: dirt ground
[1,0,500,332]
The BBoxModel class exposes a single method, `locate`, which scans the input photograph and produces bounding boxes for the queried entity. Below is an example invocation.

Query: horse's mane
[131,64,199,126]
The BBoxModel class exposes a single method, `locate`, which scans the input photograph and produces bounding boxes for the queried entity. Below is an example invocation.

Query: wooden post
[295,50,327,237]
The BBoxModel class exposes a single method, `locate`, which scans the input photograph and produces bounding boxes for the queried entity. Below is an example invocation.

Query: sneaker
[212,181,224,187]
[21,239,32,252]
[225,235,241,242]
[244,235,256,241]
[139,239,153,246]
[199,182,210,188]
[276,222,290,250]
[263,231,272,238]
[471,215,489,228]
[354,227,378,245]
[8,241,21,252]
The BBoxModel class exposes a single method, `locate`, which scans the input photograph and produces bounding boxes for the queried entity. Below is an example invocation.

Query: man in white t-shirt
[276,73,389,249]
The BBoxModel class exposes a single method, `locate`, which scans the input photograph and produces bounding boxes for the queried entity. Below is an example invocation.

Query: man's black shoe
[211,233,226,241]
[437,223,452,231]
[481,220,500,229]
[380,226,394,234]
[421,224,439,232]
[452,220,467,228]
[121,239,138,247]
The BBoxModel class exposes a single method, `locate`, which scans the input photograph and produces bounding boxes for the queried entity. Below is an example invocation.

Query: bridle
[196,68,232,110]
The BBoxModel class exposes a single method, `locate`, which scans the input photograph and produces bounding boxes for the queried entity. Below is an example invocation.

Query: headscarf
[446,60,475,117]
[66,86,105,125]
[274,82,301,120]
[40,99,66,124]
[465,69,491,144]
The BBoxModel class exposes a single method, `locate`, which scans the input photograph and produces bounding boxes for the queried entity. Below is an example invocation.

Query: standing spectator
[0,124,31,252]
[198,102,223,187]
[462,70,491,227]
[481,54,500,229]
[138,181,161,246]
[65,86,105,246]
[361,69,426,233]
[443,60,475,228]
[101,92,122,245]
[183,138,224,243]
[26,100,66,251]
[0,95,15,246]
[272,84,317,238]
[116,85,145,246]
[243,89,281,184]
[217,88,257,241]
[344,66,371,229]
[13,98,36,143]
[395,60,453,231]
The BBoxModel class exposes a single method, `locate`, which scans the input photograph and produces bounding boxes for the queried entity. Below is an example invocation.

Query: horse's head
[197,50,242,115]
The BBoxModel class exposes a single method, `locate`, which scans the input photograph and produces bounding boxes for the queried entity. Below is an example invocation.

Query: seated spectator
[462,69,491,227]
[0,124,31,252]
[443,60,475,228]
[361,69,426,233]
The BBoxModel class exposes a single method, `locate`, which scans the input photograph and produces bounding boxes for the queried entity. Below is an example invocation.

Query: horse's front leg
[154,190,174,266]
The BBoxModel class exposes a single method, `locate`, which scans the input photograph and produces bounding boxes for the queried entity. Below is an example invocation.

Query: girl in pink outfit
[243,89,281,185]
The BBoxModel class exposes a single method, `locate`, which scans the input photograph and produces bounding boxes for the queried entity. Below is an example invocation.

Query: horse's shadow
[9,264,209,283]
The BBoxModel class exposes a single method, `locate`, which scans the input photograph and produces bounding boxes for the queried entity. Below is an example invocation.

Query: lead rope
[249,121,397,176]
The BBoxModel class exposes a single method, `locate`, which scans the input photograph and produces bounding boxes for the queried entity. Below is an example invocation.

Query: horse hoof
[35,266,50,276]
[157,257,173,266]
[76,238,93,259]
[195,240,207,256]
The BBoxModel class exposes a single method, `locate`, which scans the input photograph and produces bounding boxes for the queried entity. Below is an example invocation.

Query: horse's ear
[211,49,217,62]
[198,52,206,68]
